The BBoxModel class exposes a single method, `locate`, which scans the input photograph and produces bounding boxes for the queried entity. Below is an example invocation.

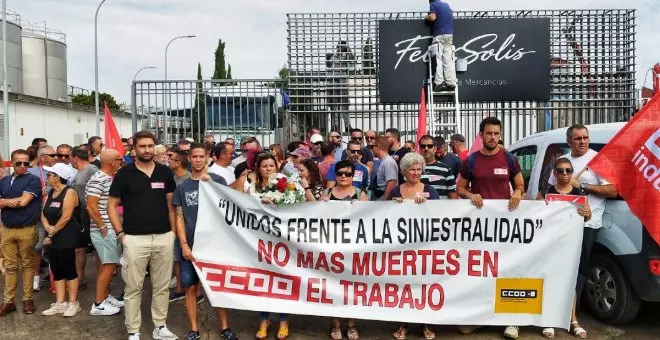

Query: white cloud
[10,0,658,103]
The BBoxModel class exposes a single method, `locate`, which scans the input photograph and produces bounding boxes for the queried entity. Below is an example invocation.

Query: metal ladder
[426,46,461,137]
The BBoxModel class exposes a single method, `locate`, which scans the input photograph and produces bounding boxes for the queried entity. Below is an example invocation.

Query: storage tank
[21,25,68,101]
[0,10,24,94]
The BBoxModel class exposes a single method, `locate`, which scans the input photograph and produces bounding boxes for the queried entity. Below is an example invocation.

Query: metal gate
[286,10,636,145]
[131,79,287,147]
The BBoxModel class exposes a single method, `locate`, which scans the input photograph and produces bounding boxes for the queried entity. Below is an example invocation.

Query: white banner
[194,182,584,329]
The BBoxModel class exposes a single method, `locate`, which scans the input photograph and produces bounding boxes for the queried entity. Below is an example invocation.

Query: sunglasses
[336,171,354,178]
[56,154,70,159]
[14,161,30,167]
[348,149,362,155]
[313,142,323,146]
[351,137,364,141]
[44,153,57,158]
[419,144,435,149]
[555,168,574,174]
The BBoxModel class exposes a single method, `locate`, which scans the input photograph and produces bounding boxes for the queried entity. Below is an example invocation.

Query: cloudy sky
[12,0,659,104]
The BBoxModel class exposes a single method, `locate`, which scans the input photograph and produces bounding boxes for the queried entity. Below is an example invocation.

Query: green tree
[277,65,290,89]
[212,39,227,80]
[71,91,120,110]
[192,63,207,141]
[227,64,232,80]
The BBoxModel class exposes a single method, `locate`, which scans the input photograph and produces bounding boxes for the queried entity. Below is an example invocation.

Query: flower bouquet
[259,172,306,205]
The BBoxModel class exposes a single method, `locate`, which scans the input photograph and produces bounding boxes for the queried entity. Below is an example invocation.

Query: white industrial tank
[21,25,67,101]
[0,10,24,94]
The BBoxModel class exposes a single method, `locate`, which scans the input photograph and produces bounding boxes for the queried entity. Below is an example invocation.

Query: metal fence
[286,10,636,145]
[131,79,286,147]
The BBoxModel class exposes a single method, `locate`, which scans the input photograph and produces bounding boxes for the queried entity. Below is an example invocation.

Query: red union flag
[104,101,126,156]
[587,93,660,245]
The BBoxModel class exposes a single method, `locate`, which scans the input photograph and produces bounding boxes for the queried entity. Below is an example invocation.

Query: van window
[510,146,537,192]
[538,143,605,194]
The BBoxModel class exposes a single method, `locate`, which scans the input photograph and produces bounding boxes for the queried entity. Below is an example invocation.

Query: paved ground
[1,259,660,340]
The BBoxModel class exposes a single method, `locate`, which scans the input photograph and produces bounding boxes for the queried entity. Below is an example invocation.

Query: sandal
[277,321,289,340]
[393,325,408,340]
[330,326,342,340]
[347,326,359,340]
[542,328,555,339]
[256,320,270,339]
[570,321,587,339]
[422,325,436,340]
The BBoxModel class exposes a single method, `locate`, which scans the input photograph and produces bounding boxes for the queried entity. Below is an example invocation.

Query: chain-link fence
[286,10,636,145]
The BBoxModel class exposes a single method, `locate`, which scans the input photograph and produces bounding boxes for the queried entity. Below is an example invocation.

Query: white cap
[310,134,324,144]
[185,137,195,143]
[43,163,74,182]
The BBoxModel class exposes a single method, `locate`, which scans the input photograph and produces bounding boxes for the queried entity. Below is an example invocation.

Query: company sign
[378,18,551,103]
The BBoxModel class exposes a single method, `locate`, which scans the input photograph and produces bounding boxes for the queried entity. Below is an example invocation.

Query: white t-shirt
[209,163,236,185]
[548,149,610,229]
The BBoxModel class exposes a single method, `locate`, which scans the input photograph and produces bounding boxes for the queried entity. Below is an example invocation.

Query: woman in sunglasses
[391,152,439,340]
[537,158,590,339]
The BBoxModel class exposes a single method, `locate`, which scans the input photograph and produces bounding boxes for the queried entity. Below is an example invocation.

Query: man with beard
[418,135,457,199]
[328,140,369,190]
[108,131,177,340]
[173,143,237,340]
[455,117,524,339]
[434,136,461,178]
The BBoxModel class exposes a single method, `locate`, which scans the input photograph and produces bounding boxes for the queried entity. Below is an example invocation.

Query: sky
[11,0,659,104]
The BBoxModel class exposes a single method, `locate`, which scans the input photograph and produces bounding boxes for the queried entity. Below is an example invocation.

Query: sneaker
[63,301,81,317]
[169,277,177,289]
[196,295,205,305]
[153,325,178,340]
[184,330,200,340]
[42,302,68,316]
[106,295,125,308]
[503,326,520,339]
[33,276,41,292]
[128,333,140,340]
[219,328,238,340]
[457,325,479,334]
[90,300,120,316]
[169,291,185,302]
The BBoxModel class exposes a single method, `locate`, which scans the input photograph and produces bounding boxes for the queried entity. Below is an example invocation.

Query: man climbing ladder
[426,0,456,92]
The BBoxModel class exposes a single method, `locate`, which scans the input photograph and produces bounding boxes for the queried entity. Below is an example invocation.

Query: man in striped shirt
[418,135,458,199]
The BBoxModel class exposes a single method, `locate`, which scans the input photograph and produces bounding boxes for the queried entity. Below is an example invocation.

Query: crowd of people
[0,116,614,340]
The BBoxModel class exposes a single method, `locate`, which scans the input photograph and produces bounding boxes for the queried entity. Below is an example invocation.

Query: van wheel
[584,254,641,324]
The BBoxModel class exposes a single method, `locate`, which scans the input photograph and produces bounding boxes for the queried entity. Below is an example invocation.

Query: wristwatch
[580,183,588,191]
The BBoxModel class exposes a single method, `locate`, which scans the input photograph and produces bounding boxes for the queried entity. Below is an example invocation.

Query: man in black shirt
[108,130,178,340]
[385,128,410,183]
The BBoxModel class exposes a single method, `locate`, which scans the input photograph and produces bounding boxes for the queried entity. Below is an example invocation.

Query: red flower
[276,177,288,193]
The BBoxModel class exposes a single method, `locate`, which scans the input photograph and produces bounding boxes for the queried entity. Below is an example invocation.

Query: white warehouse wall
[1,97,134,152]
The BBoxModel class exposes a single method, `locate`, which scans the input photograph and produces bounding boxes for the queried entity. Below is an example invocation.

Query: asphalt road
[1,259,659,340]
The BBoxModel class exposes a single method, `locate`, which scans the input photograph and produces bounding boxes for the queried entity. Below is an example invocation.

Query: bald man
[87,149,125,315]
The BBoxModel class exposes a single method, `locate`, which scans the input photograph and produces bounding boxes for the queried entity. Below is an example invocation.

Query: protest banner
[193,182,584,329]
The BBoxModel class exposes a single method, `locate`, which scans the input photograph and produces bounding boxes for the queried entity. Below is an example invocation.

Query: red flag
[468,133,484,155]
[104,101,126,156]
[587,93,660,245]
[416,87,427,152]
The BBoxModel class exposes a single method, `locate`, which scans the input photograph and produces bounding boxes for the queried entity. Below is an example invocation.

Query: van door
[509,145,538,197]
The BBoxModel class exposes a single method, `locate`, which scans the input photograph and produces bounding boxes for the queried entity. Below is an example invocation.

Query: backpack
[466,150,517,182]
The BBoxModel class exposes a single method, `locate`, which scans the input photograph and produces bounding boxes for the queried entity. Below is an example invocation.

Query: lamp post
[164,35,195,145]
[2,0,8,157]
[94,0,107,136]
[131,66,156,134]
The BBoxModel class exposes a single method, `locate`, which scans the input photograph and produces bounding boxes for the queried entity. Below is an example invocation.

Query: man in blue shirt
[327,140,369,191]
[426,0,456,92]
[0,149,42,316]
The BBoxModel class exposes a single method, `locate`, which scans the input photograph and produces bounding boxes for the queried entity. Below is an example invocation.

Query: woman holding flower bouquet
[297,159,324,201]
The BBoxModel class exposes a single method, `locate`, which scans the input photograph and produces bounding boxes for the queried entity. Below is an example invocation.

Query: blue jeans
[179,258,199,289]
[260,312,288,321]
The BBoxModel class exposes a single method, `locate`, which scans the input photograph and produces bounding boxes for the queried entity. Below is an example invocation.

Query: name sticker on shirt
[429,175,442,182]
[494,168,509,176]
[151,182,165,189]
[353,170,364,182]
[50,202,61,208]
[417,192,431,198]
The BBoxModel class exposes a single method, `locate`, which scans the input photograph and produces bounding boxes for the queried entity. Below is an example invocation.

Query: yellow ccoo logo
[494,278,543,314]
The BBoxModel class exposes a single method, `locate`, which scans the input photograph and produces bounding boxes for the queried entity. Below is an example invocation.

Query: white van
[508,122,660,324]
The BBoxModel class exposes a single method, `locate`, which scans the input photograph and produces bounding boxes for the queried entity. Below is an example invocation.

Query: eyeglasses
[351,137,364,141]
[336,171,354,178]
[44,153,57,158]
[14,161,30,167]
[348,149,362,155]
[555,168,574,174]
[313,142,323,146]
[419,144,435,149]
[56,154,70,159]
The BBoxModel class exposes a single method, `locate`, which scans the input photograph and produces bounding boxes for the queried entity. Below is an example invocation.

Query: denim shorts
[90,228,121,264]
[179,258,199,289]
[173,240,182,262]
[34,222,45,252]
